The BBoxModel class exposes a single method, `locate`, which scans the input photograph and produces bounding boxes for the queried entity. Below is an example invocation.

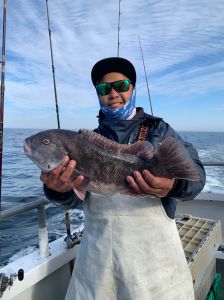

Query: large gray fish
[24,129,202,199]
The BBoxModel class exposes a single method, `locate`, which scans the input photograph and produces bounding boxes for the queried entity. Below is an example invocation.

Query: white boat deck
[177,193,224,242]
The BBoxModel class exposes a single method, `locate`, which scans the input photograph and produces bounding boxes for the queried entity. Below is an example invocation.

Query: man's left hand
[126,170,175,198]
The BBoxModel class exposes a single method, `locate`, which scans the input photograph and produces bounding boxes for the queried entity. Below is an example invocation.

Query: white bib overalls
[65,194,195,300]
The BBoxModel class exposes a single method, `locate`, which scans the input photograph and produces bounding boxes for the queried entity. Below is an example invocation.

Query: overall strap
[136,119,155,142]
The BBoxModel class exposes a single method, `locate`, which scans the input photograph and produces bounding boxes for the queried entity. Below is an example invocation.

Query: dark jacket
[44,108,206,219]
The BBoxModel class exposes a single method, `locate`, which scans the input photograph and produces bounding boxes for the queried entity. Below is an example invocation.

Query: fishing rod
[117,0,121,57]
[0,0,7,210]
[138,34,154,117]
[45,0,60,129]
[45,1,73,261]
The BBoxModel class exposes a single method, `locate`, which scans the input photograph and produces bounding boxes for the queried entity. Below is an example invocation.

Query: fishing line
[138,34,154,117]
[117,0,121,57]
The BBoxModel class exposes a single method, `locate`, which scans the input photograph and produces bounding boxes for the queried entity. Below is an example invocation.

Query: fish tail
[154,137,202,181]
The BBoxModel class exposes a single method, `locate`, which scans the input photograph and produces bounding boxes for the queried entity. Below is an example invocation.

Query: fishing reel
[0,269,24,297]
[64,231,83,249]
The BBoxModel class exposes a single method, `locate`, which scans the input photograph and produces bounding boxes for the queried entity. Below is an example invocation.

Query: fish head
[24,130,68,172]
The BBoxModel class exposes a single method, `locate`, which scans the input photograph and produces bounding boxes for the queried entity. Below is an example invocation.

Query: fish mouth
[24,139,32,157]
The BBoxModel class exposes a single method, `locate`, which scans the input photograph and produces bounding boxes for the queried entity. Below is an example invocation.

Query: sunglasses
[96,79,132,96]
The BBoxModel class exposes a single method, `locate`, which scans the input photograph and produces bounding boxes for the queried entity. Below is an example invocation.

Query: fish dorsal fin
[79,129,154,160]
[79,129,125,153]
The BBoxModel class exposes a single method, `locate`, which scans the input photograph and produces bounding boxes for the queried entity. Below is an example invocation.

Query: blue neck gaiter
[98,89,136,120]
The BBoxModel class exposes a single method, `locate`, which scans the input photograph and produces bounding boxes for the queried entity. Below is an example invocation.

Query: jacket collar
[96,107,162,144]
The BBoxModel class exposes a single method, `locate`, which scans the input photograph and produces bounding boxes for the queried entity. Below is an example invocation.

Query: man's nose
[108,88,119,99]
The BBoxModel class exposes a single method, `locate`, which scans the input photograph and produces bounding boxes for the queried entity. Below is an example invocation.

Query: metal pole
[138,35,154,117]
[38,204,50,258]
[117,0,121,57]
[45,0,60,129]
[0,0,7,210]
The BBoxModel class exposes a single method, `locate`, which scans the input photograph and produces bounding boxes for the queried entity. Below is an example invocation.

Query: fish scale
[76,139,141,186]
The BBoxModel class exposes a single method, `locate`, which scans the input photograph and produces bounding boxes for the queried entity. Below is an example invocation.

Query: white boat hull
[0,237,77,300]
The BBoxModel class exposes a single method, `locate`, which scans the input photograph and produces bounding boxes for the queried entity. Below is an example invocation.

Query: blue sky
[1,0,224,131]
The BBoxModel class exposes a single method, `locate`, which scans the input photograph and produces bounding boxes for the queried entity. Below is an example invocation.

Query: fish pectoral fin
[71,173,90,201]
[73,187,87,201]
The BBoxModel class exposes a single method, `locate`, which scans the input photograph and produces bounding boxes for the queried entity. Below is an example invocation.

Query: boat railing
[0,199,50,258]
[203,162,224,166]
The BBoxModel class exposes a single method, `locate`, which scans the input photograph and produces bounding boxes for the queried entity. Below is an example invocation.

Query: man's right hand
[40,156,84,193]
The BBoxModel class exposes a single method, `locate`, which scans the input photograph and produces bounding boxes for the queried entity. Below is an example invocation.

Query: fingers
[53,155,70,174]
[40,172,48,183]
[126,175,145,195]
[59,160,85,190]
[142,170,160,188]
[60,160,76,182]
[126,170,174,198]
[134,171,153,193]
[133,171,162,195]
[40,156,69,182]
[40,156,84,193]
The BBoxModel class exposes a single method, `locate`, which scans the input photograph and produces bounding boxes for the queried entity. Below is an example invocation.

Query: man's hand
[126,170,175,198]
[40,156,84,193]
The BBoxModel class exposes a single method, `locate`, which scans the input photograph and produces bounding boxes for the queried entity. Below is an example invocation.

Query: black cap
[91,57,136,87]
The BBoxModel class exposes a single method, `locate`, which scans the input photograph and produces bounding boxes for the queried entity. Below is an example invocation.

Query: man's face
[98,72,133,110]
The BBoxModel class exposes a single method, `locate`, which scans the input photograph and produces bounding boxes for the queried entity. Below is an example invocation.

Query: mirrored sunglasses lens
[113,80,130,92]
[97,83,111,95]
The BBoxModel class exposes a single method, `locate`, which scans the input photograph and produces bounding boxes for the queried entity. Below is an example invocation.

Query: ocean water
[0,128,224,266]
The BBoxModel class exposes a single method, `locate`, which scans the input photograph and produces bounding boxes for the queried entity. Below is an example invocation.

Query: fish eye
[43,139,50,145]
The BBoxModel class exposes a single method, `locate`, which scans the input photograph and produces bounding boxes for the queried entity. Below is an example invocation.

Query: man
[41,57,206,299]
